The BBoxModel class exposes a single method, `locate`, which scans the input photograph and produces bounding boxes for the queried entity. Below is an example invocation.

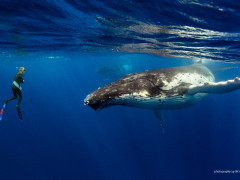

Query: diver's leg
[16,88,22,107]
[5,87,18,104]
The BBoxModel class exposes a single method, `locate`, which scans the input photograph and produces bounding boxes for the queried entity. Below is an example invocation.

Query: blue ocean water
[0,0,240,180]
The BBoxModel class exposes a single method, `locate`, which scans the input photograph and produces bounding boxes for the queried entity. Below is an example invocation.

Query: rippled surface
[0,0,240,62]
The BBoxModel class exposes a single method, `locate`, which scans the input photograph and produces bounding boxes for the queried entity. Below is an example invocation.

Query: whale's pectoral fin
[153,110,165,134]
[188,77,240,95]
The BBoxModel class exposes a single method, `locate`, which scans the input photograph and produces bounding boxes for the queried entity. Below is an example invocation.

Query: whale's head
[84,73,166,110]
[84,85,122,110]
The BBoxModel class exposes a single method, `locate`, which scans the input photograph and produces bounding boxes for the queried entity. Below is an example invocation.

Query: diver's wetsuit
[5,72,24,106]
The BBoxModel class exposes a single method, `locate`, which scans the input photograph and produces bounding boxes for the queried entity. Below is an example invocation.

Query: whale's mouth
[84,95,100,111]
[84,93,112,111]
[84,100,103,111]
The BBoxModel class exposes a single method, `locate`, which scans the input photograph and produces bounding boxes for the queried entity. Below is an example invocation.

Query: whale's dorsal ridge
[196,60,202,64]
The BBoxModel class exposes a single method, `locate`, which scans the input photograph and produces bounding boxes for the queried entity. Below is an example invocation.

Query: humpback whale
[84,62,240,132]
[96,63,132,81]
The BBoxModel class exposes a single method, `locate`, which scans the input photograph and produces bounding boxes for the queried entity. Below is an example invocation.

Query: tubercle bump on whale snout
[84,93,104,111]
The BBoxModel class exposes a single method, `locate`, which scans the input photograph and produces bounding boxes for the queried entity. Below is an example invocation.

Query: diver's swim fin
[0,103,7,121]
[16,106,23,120]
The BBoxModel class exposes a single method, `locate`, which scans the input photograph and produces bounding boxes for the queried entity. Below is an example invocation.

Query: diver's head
[17,67,26,73]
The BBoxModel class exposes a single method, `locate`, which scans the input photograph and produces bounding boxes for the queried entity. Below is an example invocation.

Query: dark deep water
[0,0,240,180]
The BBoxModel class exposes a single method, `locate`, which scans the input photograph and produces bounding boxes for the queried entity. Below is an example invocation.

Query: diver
[4,67,26,108]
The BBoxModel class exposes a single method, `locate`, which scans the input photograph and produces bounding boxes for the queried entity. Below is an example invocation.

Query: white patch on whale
[161,73,215,91]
